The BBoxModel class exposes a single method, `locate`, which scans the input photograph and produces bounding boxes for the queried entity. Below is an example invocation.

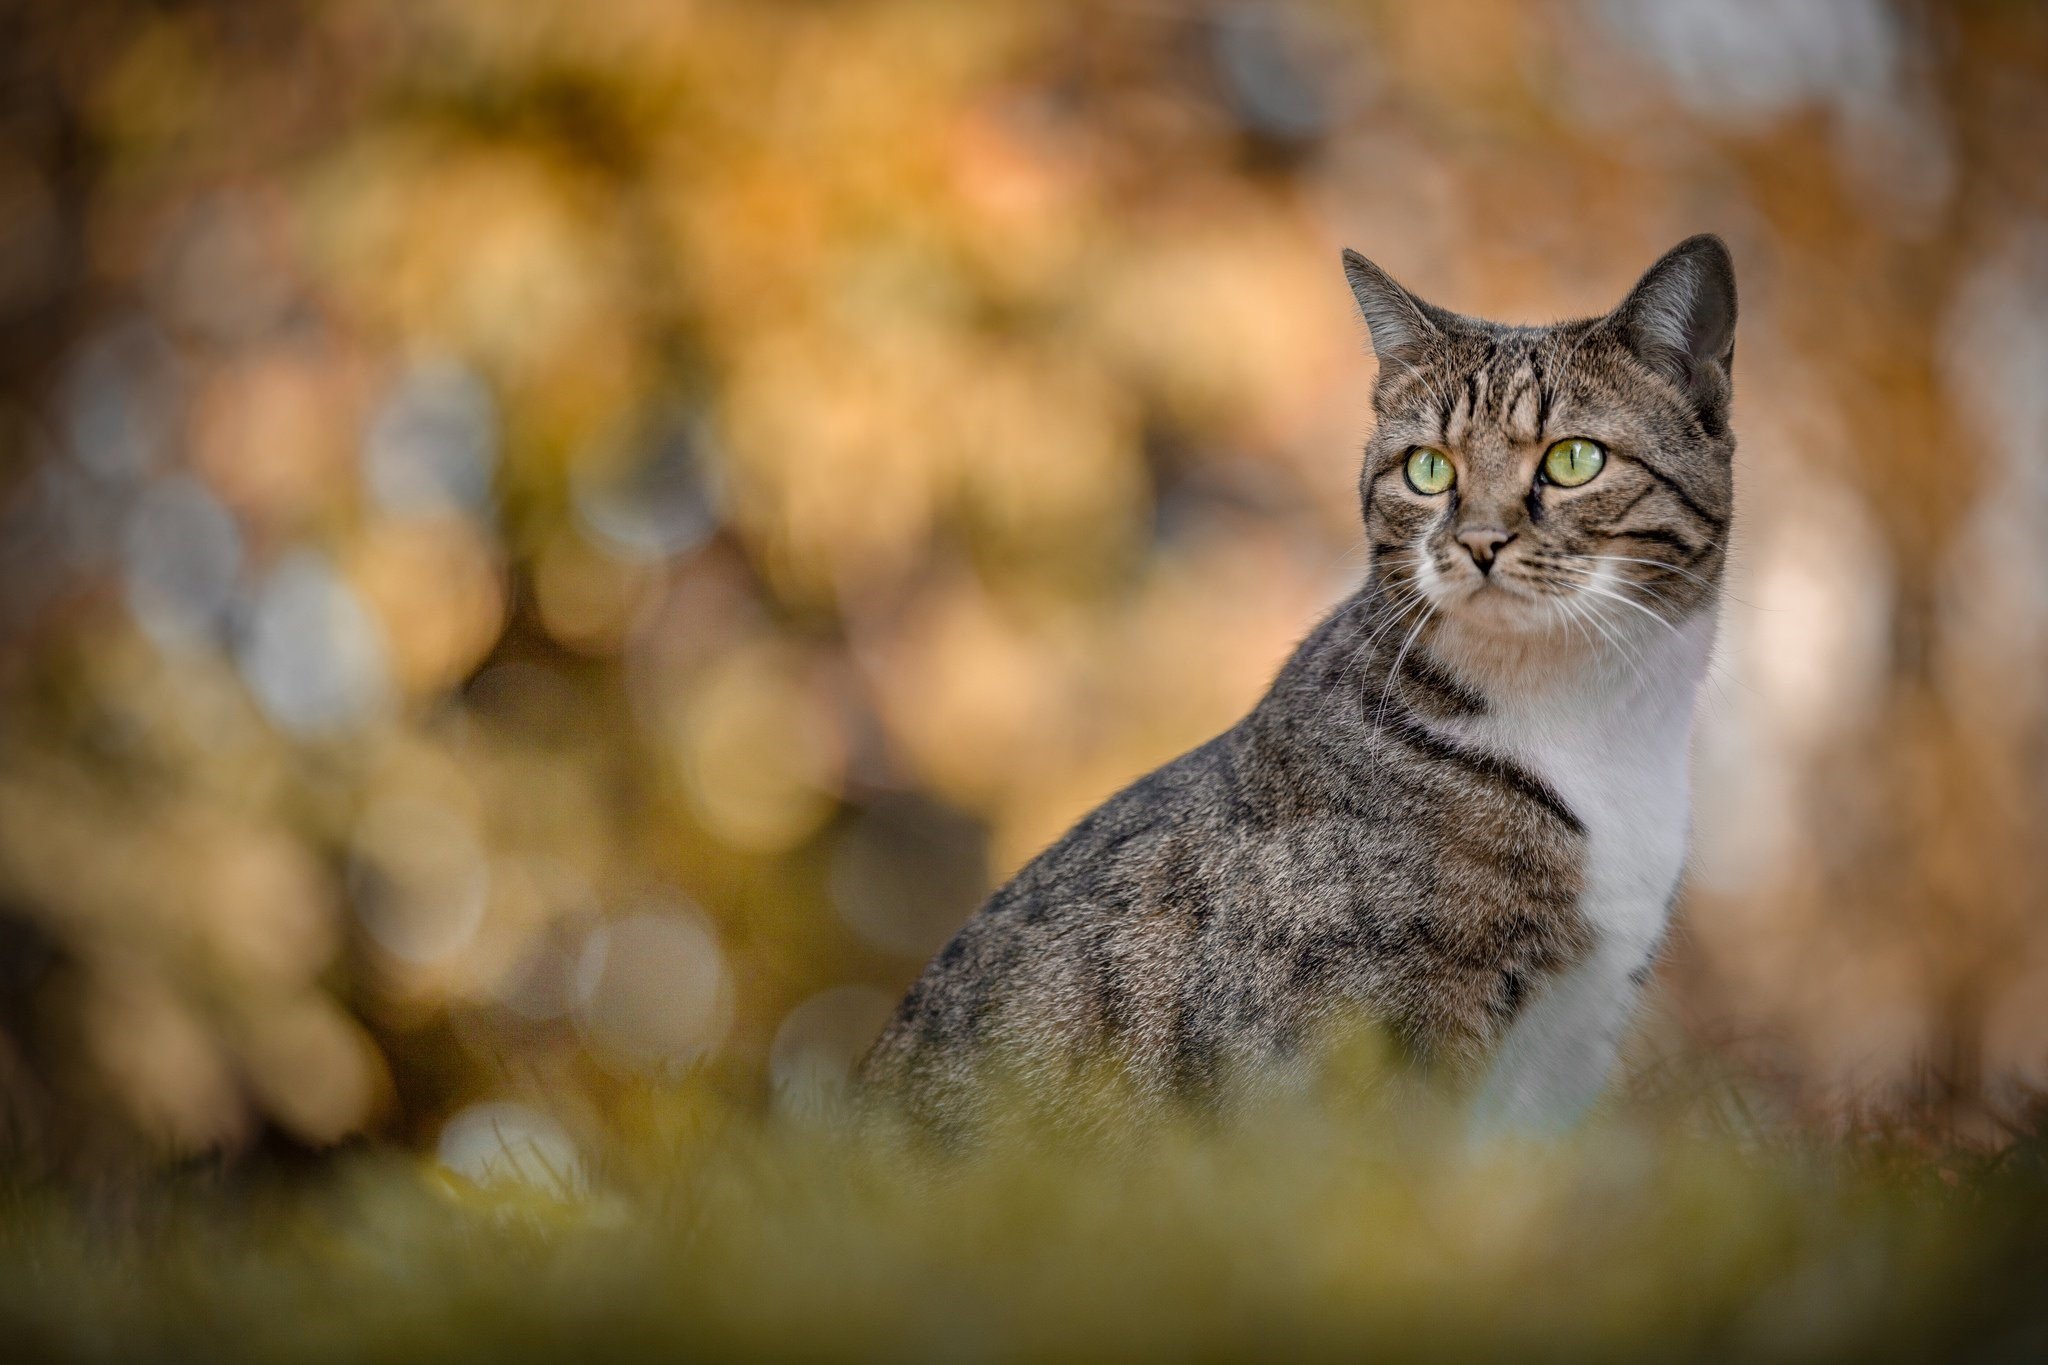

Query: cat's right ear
[1342,249,1442,373]
[1604,234,1737,415]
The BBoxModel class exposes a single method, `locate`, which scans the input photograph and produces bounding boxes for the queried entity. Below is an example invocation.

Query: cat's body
[861,237,1737,1135]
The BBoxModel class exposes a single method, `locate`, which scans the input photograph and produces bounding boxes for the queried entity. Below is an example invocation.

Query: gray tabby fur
[861,236,1738,1136]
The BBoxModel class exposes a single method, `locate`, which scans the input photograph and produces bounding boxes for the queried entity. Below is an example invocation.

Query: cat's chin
[1441,579,1557,637]
[1429,600,1601,694]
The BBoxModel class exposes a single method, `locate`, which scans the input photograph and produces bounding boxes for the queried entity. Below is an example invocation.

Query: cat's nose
[1457,527,1515,574]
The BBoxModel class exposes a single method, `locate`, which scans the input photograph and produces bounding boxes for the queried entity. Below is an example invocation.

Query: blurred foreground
[1,0,2046,1176]
[6,1061,2048,1363]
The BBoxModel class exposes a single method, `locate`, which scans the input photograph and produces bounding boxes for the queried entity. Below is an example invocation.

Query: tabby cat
[861,236,1737,1135]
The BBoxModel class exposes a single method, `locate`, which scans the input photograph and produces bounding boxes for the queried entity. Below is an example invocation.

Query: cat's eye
[1542,437,1606,488]
[1404,447,1455,496]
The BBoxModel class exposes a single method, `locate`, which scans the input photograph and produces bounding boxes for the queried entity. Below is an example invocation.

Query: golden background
[0,0,2043,1173]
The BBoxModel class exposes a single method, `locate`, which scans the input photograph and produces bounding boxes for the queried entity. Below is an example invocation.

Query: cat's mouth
[1441,569,1559,635]
[1414,552,1569,640]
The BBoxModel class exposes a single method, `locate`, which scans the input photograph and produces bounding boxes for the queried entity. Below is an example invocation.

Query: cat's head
[1344,236,1736,646]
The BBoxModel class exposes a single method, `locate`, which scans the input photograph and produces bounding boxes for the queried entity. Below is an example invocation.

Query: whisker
[1533,558,1682,637]
[1552,593,1600,658]
[1571,553,1717,591]
[1589,572,1682,613]
[1572,597,1645,687]
[1330,571,1419,654]
[1565,550,1768,614]
[1576,579,1680,636]
[1370,601,1437,744]
[1345,575,1425,657]
[1539,568,1649,674]
[1344,577,1432,718]
[1573,594,1646,677]
[1577,579,1679,635]
[1351,592,1426,674]
[1583,548,1771,614]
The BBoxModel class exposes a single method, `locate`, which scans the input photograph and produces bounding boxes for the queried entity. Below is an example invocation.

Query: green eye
[1404,447,1455,495]
[1542,437,1606,488]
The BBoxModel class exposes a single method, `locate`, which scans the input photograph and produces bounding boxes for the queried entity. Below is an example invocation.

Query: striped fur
[862,237,1737,1135]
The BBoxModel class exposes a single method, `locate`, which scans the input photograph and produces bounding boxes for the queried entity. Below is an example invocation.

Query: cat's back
[857,732,1246,1114]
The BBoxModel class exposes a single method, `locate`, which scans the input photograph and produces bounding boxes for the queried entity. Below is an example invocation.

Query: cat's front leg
[1467,938,1651,1138]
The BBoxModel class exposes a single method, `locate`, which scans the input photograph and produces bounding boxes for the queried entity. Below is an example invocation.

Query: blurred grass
[6,1062,2048,1363]
[4,0,2047,1179]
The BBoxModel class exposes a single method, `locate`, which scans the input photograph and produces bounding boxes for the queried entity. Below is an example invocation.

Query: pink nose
[1457,527,1515,573]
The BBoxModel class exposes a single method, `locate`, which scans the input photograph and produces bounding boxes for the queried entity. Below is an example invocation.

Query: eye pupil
[1542,437,1606,488]
[1404,447,1454,495]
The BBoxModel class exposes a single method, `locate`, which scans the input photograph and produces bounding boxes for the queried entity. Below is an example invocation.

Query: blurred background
[0,0,2042,1177]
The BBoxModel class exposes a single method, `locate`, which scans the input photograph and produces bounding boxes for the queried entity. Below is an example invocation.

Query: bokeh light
[572,903,733,1077]
[437,1101,587,1199]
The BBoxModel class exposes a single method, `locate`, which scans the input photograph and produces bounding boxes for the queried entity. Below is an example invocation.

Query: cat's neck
[1429,605,1712,710]
[1357,569,1717,719]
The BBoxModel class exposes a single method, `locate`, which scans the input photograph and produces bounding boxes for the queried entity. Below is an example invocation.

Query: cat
[860,236,1736,1137]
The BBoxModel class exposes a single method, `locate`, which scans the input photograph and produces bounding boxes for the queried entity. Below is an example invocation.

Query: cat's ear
[1605,234,1737,411]
[1342,249,1444,373]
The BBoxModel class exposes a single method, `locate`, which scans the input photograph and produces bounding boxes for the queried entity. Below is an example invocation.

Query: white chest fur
[1479,609,1714,955]
[1460,609,1716,1134]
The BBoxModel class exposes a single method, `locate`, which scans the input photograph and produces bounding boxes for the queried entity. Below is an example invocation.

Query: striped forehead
[1381,330,1564,450]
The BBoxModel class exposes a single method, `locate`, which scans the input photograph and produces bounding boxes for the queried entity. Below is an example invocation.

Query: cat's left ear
[1343,249,1446,374]
[1605,234,1737,415]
